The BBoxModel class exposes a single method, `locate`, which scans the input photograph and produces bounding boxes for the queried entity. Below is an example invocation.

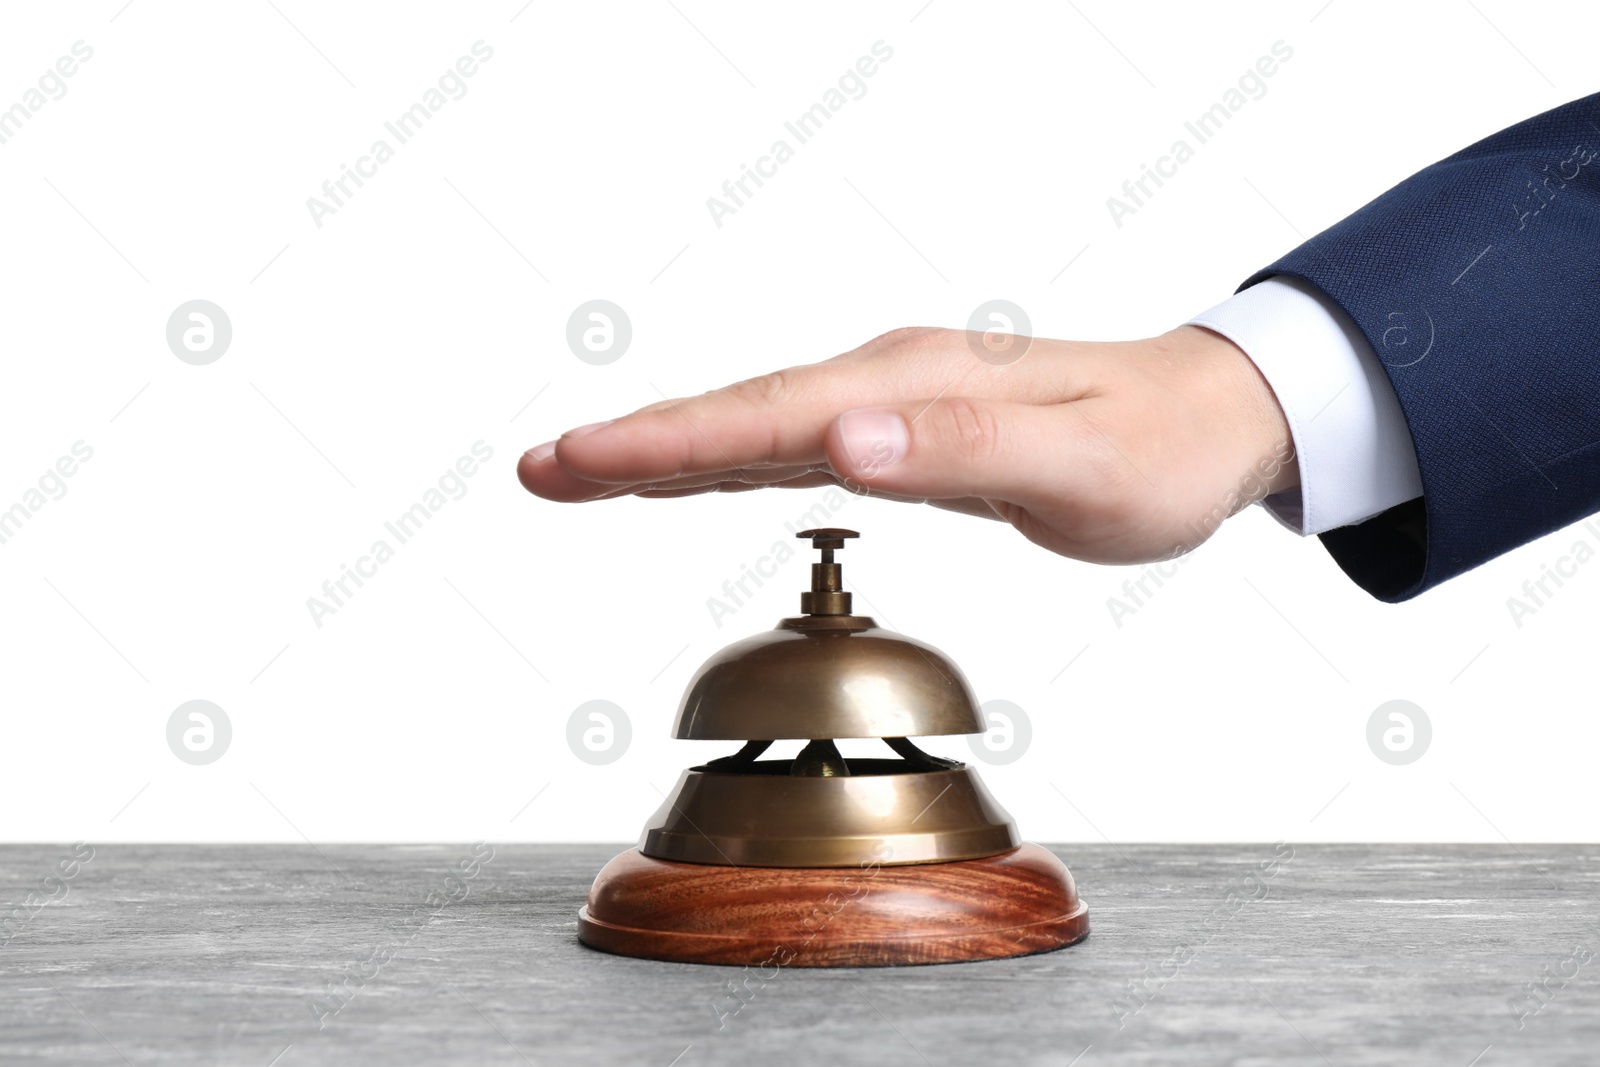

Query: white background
[0,0,1593,845]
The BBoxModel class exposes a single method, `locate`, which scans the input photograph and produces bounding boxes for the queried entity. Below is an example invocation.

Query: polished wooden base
[578,843,1088,966]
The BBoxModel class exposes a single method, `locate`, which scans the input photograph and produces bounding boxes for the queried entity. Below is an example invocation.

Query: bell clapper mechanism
[577,528,1089,966]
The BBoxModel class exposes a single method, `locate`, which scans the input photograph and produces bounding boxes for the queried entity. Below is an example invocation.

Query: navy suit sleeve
[1240,92,1600,602]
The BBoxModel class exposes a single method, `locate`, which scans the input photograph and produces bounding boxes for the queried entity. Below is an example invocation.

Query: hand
[517,325,1298,564]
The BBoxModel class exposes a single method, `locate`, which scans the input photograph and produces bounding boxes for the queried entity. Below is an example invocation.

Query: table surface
[3,843,1599,1066]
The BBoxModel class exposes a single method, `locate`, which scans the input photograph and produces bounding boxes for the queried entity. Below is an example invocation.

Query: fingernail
[838,409,908,474]
[525,440,557,462]
[562,419,614,440]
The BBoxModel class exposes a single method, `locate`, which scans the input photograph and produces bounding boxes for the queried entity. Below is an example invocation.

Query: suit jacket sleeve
[1239,92,1600,602]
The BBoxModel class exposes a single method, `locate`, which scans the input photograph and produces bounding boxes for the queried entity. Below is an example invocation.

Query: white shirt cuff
[1187,275,1423,535]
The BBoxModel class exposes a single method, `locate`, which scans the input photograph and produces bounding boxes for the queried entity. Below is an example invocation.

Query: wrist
[1174,324,1300,500]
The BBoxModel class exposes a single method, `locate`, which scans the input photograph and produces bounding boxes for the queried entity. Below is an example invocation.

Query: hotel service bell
[578,528,1088,966]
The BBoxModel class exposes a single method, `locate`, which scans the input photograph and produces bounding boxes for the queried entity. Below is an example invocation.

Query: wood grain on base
[578,843,1088,966]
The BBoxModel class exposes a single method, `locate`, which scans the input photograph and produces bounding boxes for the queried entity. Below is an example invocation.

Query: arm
[1243,91,1600,600]
[520,94,1600,599]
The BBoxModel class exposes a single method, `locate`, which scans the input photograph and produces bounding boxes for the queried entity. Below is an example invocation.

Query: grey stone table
[3,843,1599,1066]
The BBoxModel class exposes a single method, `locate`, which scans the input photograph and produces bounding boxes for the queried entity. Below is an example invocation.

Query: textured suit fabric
[1241,92,1600,602]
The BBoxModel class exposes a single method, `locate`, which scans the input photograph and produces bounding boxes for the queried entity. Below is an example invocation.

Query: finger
[609,463,828,494]
[517,444,617,502]
[636,472,842,498]
[633,473,1005,518]
[537,331,1092,487]
[552,362,908,485]
[822,396,1104,507]
[517,451,830,502]
[630,470,890,500]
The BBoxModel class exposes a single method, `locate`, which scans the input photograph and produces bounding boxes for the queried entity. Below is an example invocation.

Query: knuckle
[727,368,797,408]
[937,397,1003,463]
[864,326,947,356]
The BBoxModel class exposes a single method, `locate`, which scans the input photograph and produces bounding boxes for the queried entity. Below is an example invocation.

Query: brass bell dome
[639,529,1020,868]
[673,529,986,741]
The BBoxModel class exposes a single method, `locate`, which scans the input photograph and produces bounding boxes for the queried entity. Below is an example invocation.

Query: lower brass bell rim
[639,762,1021,868]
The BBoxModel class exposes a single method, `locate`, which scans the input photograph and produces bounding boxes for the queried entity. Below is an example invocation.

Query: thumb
[824,397,1096,504]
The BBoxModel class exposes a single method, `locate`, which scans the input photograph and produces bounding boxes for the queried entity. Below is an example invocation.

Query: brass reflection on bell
[578,528,1088,967]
